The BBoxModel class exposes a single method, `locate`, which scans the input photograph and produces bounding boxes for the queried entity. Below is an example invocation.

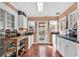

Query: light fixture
[56,12,60,15]
[37,2,43,12]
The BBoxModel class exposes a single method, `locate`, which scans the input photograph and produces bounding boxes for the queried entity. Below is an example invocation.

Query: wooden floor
[23,44,62,57]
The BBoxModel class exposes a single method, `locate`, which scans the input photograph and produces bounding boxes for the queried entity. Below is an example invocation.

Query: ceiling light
[56,12,60,15]
[37,2,43,12]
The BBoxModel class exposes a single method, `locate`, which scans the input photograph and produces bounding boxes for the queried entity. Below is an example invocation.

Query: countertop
[51,32,59,34]
[57,34,78,43]
[25,32,34,35]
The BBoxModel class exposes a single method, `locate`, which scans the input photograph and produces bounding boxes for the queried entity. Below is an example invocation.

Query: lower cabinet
[28,35,33,49]
[69,44,77,57]
[60,38,65,56]
[57,36,77,57]
[68,41,77,57]
[57,36,61,53]
[57,37,65,56]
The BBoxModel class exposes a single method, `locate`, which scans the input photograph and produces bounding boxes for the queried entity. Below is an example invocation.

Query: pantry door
[36,21,48,44]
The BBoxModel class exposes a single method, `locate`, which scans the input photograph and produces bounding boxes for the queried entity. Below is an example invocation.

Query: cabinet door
[11,15,14,28]
[64,40,77,57]
[28,36,31,49]
[18,15,23,28]
[56,37,60,51]
[23,17,27,28]
[57,36,77,57]
[60,38,65,56]
[28,35,33,49]
[0,9,1,18]
[68,42,77,57]
[56,36,61,53]
[1,9,5,18]
[64,45,68,57]
[76,44,79,56]
[57,37,68,56]
[52,34,56,48]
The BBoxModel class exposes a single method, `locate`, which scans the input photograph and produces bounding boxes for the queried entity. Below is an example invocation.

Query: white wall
[0,2,18,29]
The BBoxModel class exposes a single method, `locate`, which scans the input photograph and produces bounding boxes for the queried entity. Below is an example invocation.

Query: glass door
[37,21,48,43]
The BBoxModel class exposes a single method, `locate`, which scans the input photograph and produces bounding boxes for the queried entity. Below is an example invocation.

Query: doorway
[36,21,48,44]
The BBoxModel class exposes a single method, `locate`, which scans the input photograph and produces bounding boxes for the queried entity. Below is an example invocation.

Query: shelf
[7,51,14,57]
[18,44,25,50]
[7,47,15,52]
[39,26,45,27]
[2,51,15,57]
[4,35,27,57]
[3,44,25,57]
[19,50,25,57]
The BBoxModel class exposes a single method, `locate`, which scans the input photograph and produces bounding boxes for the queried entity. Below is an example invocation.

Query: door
[36,21,48,43]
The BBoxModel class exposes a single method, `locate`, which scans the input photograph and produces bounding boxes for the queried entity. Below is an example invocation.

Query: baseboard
[56,50,63,57]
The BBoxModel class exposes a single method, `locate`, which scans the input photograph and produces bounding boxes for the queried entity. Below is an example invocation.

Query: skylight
[37,2,43,12]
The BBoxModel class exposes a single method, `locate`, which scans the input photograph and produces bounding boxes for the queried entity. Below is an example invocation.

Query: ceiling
[11,2,74,17]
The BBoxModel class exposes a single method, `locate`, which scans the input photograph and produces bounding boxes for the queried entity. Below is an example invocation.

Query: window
[49,20,57,32]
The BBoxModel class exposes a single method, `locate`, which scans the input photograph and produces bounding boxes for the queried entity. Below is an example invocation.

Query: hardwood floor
[23,44,62,57]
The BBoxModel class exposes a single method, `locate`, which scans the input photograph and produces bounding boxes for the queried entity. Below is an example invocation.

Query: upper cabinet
[6,12,15,29]
[18,11,27,29]
[0,8,15,30]
[0,9,5,29]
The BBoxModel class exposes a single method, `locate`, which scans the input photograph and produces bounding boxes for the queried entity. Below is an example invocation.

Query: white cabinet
[0,8,15,29]
[23,17,27,28]
[76,44,79,56]
[56,36,65,56]
[28,35,33,49]
[69,44,77,57]
[57,36,77,57]
[69,41,77,57]
[63,39,70,57]
[56,36,60,51]
[18,15,23,28]
[52,34,57,48]
[65,39,77,57]
[60,38,65,56]
[0,8,15,56]
[18,15,27,28]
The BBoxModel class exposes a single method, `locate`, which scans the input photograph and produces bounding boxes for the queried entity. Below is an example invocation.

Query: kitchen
[0,2,79,57]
